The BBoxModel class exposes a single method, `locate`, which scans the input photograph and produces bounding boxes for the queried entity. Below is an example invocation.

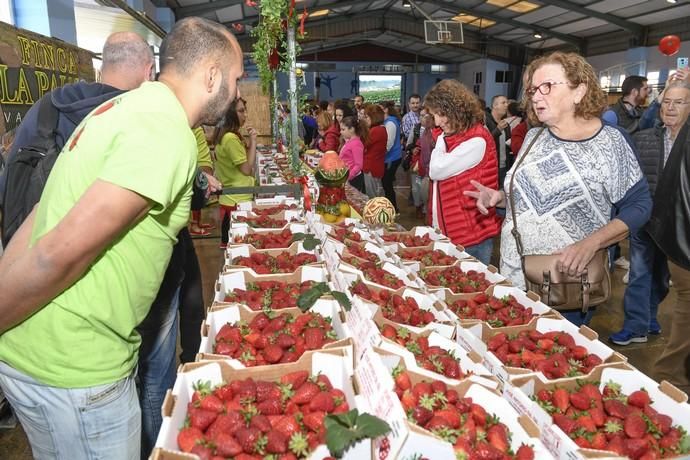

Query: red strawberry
[394,369,412,391]
[213,432,243,457]
[487,424,509,452]
[553,413,577,434]
[590,432,608,450]
[292,382,321,404]
[190,444,213,460]
[309,391,335,413]
[257,399,283,416]
[590,406,606,427]
[189,408,218,431]
[265,429,288,454]
[281,371,309,389]
[316,374,334,390]
[579,383,602,402]
[206,412,244,438]
[303,411,326,432]
[249,414,272,433]
[177,426,204,452]
[411,406,433,426]
[624,438,649,458]
[576,414,597,433]
[304,327,325,350]
[263,344,284,364]
[570,392,591,410]
[470,403,487,426]
[235,427,263,454]
[628,389,652,408]
[624,412,647,439]
[256,381,281,403]
[552,388,570,413]
[604,399,629,419]
[536,389,552,402]
[276,334,296,349]
[434,408,461,429]
[515,444,535,460]
[273,415,301,439]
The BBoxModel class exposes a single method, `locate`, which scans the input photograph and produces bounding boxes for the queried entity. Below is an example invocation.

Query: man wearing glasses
[610,80,690,347]
[642,81,690,396]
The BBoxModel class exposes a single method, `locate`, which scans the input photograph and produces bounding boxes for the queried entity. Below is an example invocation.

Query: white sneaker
[614,257,630,269]
[622,270,629,284]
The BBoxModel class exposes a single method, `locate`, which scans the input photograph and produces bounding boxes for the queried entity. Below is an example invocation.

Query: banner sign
[0,21,95,133]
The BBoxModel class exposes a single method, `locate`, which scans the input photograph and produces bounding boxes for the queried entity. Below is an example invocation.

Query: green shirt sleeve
[99,113,196,214]
[194,126,213,169]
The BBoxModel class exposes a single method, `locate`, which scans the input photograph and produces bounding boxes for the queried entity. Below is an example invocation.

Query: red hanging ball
[659,35,681,57]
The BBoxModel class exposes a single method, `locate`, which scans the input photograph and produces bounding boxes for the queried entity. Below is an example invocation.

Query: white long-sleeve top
[429,132,486,228]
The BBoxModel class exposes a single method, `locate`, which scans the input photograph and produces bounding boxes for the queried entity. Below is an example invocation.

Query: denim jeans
[137,286,180,457]
[559,308,597,327]
[0,361,140,460]
[622,230,669,335]
[465,238,494,266]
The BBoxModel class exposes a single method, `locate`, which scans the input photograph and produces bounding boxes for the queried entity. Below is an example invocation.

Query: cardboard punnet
[354,348,552,460]
[342,275,455,339]
[236,198,302,212]
[223,244,323,273]
[377,225,451,248]
[504,363,690,459]
[214,265,328,303]
[153,348,371,460]
[390,240,472,271]
[337,260,426,291]
[229,222,307,242]
[197,301,353,372]
[230,212,304,230]
[456,317,627,387]
[420,260,509,299]
[442,284,558,325]
[374,333,499,390]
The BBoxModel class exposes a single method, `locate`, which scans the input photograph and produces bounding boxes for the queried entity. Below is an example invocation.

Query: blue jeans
[560,308,597,327]
[622,230,669,335]
[0,361,140,460]
[465,238,494,266]
[137,286,180,457]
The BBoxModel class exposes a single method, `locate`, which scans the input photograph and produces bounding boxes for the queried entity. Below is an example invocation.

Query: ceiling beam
[177,0,242,17]
[435,0,584,49]
[538,0,644,35]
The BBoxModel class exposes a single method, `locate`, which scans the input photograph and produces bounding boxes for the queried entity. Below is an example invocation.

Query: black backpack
[1,94,60,246]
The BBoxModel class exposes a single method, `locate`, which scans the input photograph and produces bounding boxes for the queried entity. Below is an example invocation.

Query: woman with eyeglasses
[215,97,257,249]
[465,51,652,325]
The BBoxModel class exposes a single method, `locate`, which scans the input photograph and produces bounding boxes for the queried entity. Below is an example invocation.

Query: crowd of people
[0,16,689,460]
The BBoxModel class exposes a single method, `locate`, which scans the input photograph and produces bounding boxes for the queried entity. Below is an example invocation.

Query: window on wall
[0,0,13,24]
[646,71,660,87]
[358,74,401,105]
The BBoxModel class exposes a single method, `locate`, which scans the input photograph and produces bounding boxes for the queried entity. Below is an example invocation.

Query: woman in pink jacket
[338,115,367,193]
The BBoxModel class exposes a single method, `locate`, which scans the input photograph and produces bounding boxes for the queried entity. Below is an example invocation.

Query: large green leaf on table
[296,281,331,312]
[291,232,321,251]
[330,290,352,312]
[325,409,391,458]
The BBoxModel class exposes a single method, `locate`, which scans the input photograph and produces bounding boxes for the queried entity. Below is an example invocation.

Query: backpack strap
[31,94,60,150]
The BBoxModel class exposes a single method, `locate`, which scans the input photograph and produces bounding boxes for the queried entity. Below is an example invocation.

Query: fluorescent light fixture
[533,32,543,38]
[666,0,677,3]
[402,0,412,7]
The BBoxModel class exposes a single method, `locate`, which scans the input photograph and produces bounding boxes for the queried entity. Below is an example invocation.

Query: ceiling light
[666,0,677,3]
[533,32,542,38]
[309,9,329,17]
[402,0,412,7]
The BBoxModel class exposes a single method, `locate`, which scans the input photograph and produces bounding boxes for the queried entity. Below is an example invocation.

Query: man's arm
[0,179,151,333]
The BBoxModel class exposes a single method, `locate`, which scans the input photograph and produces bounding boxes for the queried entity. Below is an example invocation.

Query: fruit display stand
[456,317,627,388]
[160,172,690,458]
[504,363,690,459]
[354,348,553,460]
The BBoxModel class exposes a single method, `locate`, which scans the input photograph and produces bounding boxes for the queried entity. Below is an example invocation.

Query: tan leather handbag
[508,128,611,313]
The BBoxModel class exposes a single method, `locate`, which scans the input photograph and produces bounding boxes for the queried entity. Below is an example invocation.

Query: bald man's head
[101,32,153,90]
[159,17,240,78]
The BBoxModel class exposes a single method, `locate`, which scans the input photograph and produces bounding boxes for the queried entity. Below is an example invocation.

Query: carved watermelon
[316,151,349,186]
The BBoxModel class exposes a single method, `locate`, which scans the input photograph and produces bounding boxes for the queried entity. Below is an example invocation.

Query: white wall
[458,59,485,99]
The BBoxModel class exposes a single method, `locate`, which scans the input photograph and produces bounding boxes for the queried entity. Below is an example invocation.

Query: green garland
[251,0,304,95]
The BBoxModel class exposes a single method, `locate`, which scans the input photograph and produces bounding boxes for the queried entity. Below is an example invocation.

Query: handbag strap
[508,127,545,257]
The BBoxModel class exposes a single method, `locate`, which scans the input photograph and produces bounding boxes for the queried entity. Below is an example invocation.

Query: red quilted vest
[428,123,501,247]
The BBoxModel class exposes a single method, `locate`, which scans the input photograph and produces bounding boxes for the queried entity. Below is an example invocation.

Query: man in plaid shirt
[401,94,422,139]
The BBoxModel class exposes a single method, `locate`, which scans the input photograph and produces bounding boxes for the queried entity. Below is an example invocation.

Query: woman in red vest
[424,79,500,264]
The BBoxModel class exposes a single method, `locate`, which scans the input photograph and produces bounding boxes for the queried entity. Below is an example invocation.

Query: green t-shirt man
[0,82,198,388]
[215,132,255,206]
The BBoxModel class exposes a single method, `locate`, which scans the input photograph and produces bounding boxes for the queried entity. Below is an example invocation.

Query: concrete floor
[0,185,677,460]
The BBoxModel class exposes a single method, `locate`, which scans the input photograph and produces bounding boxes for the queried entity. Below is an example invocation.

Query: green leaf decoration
[296,282,331,312]
[291,232,307,242]
[302,235,321,251]
[325,409,391,458]
[330,290,352,311]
